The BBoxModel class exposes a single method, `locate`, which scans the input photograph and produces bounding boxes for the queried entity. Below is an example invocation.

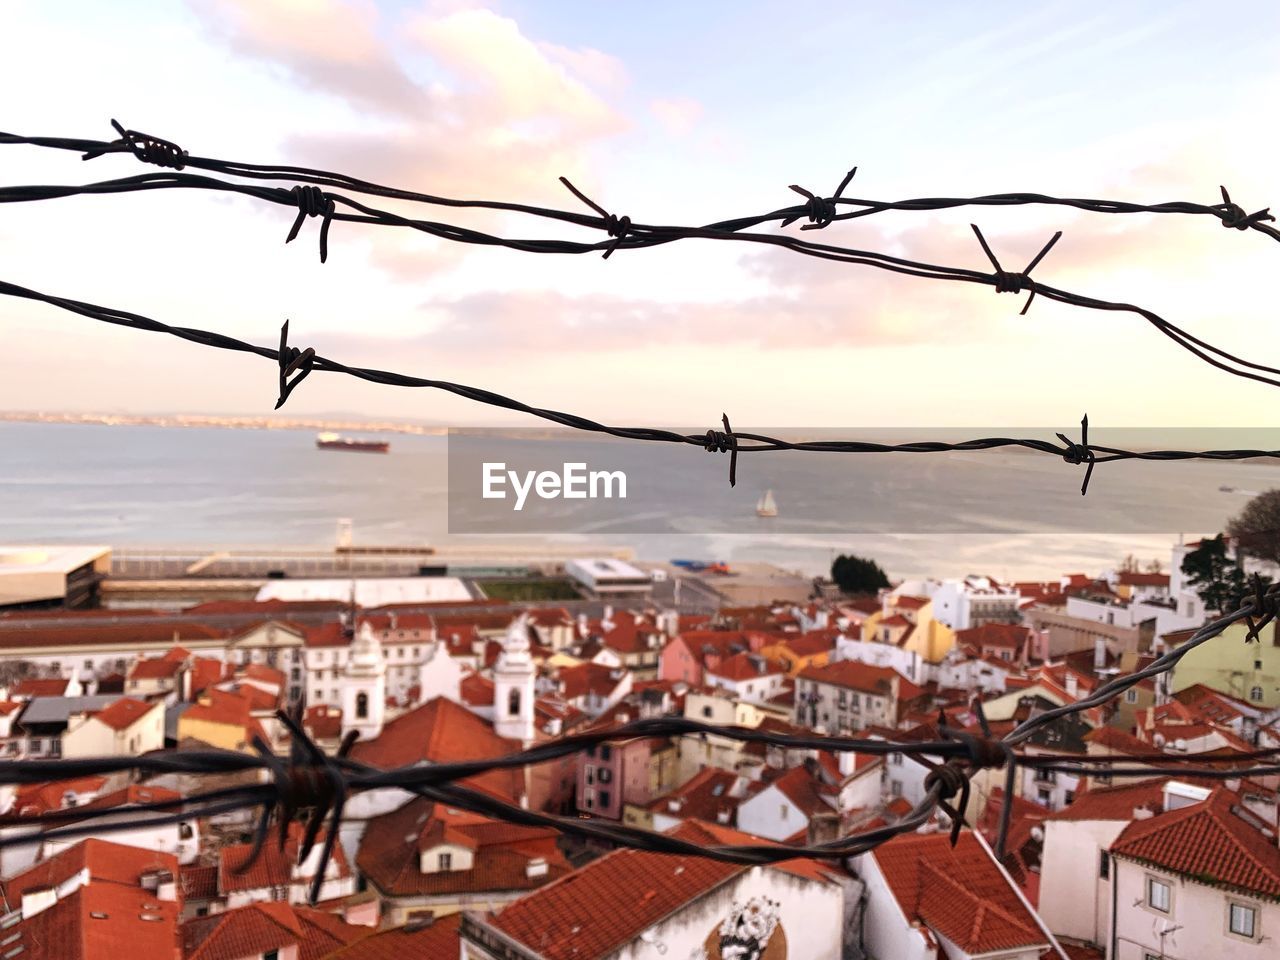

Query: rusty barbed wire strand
[1,122,1280,395]
[0,587,1274,899]
[6,277,1280,494]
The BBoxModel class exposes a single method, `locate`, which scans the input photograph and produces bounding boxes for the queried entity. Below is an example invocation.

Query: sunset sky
[2,0,1279,428]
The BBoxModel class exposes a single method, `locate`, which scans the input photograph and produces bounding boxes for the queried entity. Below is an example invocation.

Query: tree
[1143,558,1164,574]
[831,554,890,595]
[1228,489,1280,566]
[1119,554,1140,574]
[1181,534,1258,613]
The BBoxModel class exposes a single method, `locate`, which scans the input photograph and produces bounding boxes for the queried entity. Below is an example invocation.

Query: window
[890,753,902,766]
[599,790,611,807]
[1099,850,1109,879]
[83,659,93,671]
[265,951,278,960]
[702,705,713,718]
[598,768,612,784]
[1065,790,1075,805]
[837,691,847,708]
[313,689,322,701]
[779,805,789,820]
[1037,788,1050,805]
[1250,686,1264,702]
[29,739,43,753]
[508,688,522,716]
[890,780,903,797]
[600,745,612,762]
[1125,689,1138,703]
[1229,902,1257,938]
[1146,876,1171,913]
[438,852,452,871]
[586,767,594,785]
[356,692,369,720]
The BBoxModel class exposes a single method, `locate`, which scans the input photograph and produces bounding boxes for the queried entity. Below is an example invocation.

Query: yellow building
[761,632,836,677]
[862,595,956,664]
[175,689,260,751]
[1167,620,1280,708]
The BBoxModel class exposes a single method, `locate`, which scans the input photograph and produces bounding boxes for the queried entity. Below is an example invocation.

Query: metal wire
[7,279,1280,495]
[1,121,1279,397]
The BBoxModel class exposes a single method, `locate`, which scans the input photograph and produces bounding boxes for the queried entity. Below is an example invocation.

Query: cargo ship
[316,432,390,453]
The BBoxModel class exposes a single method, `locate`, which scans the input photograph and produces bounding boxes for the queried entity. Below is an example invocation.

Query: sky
[2,0,1279,428]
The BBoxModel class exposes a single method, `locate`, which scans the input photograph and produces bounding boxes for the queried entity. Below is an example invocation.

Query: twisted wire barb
[1,122,1279,393]
[5,275,1280,494]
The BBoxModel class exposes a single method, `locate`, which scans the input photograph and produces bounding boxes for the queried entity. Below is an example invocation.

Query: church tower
[493,614,536,744]
[341,621,386,741]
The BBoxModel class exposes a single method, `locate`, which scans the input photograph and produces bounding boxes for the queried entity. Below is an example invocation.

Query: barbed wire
[1,120,1279,398]
[9,277,1280,495]
[3,119,1279,902]
[0,583,1275,902]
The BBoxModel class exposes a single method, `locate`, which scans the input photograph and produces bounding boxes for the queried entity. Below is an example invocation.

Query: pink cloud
[190,1,629,277]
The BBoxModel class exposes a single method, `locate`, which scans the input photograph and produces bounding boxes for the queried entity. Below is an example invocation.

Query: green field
[476,578,583,602]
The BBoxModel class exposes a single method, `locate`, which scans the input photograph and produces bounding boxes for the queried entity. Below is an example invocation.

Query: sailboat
[756,489,778,518]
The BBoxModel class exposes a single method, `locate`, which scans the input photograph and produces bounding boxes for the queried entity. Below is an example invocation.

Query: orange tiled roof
[129,657,184,681]
[872,832,1047,953]
[798,660,901,696]
[303,704,343,741]
[357,797,569,898]
[348,697,523,802]
[87,697,156,731]
[460,672,495,707]
[646,767,744,823]
[12,677,71,697]
[957,623,1032,650]
[219,822,351,894]
[321,913,461,960]
[1111,789,1280,899]
[487,844,743,958]
[1047,779,1169,822]
[706,652,787,682]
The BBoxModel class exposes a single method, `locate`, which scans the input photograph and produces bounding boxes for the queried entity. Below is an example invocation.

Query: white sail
[756,489,778,517]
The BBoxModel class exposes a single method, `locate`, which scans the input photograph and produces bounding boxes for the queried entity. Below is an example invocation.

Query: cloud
[190,0,422,116]
[189,1,629,278]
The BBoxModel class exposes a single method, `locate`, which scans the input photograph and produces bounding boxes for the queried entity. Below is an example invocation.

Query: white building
[494,614,537,744]
[1038,778,1171,948]
[1108,785,1280,960]
[62,697,164,758]
[834,633,926,685]
[891,576,1022,631]
[340,623,386,741]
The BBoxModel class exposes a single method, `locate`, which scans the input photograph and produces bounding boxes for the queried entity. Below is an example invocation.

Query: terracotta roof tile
[218,822,351,894]
[488,846,742,959]
[183,902,297,960]
[87,697,158,731]
[1111,789,1280,899]
[1048,779,1170,821]
[348,697,523,802]
[357,797,569,899]
[12,677,71,697]
[321,913,460,960]
[871,833,1047,953]
[798,660,902,696]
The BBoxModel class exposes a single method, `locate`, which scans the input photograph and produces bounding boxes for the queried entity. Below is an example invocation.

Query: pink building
[576,733,656,820]
[658,630,772,685]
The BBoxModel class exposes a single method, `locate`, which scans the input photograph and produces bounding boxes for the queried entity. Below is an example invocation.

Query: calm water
[1,421,1276,580]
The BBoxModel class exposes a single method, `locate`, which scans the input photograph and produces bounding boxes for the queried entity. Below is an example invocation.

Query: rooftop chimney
[1093,638,1107,672]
